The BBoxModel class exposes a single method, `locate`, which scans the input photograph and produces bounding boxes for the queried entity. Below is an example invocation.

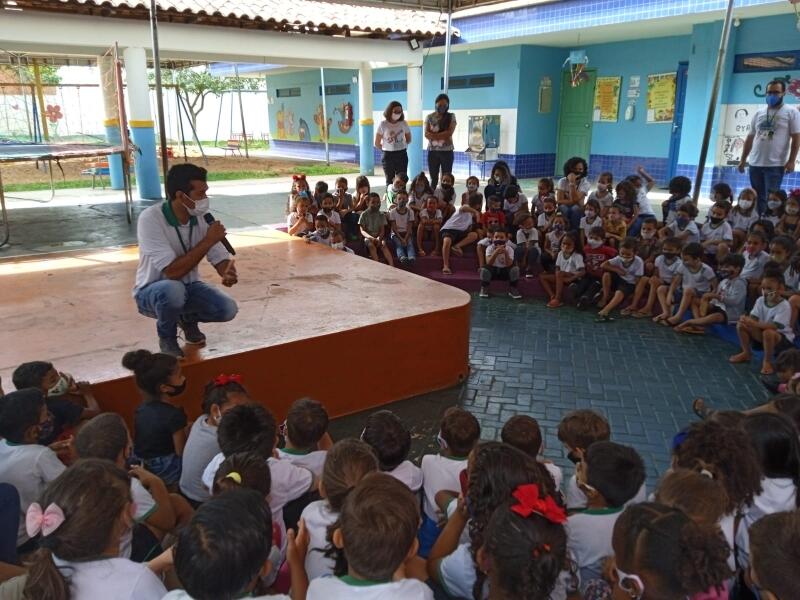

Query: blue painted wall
[373,66,408,112]
[516,45,563,155]
[266,68,359,145]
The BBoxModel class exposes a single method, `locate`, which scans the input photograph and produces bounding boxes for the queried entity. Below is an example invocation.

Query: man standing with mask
[134,163,238,358]
[739,79,800,214]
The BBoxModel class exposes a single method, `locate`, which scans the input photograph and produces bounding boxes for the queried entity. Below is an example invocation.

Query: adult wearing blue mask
[134,163,238,358]
[425,93,457,190]
[738,79,800,214]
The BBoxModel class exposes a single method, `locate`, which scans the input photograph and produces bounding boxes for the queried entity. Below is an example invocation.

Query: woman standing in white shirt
[375,101,412,186]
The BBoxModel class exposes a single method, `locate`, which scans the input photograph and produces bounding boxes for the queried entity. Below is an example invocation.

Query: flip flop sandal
[594,314,615,323]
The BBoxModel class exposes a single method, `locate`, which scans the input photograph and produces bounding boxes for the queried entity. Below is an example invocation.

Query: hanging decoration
[563,50,589,87]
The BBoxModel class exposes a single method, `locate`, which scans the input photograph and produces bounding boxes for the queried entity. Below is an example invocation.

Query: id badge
[758,125,775,141]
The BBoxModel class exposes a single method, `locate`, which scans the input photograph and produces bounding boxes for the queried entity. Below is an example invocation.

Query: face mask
[588,238,602,248]
[597,184,607,192]
[766,93,782,108]
[165,379,187,397]
[762,289,778,302]
[676,217,690,227]
[573,171,584,179]
[493,239,505,246]
[709,216,724,225]
[739,199,753,211]
[467,184,478,192]
[662,252,677,261]
[185,195,209,216]
[442,183,452,190]
[436,103,448,114]
[719,269,732,280]
[391,112,402,122]
[494,174,502,183]
[553,223,564,232]
[48,373,71,397]
[641,230,655,240]
[567,450,582,464]
[415,185,424,194]
[332,242,344,250]
[622,258,634,267]
[768,200,783,211]
[370,205,380,213]
[787,206,799,216]
[398,200,408,208]
[585,210,596,219]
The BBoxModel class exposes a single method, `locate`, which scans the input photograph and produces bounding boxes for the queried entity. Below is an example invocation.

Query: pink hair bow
[26,502,65,538]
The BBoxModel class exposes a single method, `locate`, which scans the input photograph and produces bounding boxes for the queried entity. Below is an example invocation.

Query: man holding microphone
[133,163,238,358]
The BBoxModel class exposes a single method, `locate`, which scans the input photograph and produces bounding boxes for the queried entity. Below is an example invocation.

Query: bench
[223,138,242,157]
[81,160,110,189]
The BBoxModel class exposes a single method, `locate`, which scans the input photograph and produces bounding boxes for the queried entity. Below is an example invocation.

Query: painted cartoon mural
[334,102,354,134]
[275,103,296,140]
[298,118,310,142]
[314,104,333,141]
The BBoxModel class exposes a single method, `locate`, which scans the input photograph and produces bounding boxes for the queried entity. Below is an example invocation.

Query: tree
[0,64,61,87]
[153,67,263,130]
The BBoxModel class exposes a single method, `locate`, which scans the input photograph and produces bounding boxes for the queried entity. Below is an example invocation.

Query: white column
[123,47,160,199]
[358,63,374,175]
[406,65,424,179]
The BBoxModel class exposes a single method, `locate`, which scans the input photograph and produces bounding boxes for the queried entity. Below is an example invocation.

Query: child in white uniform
[676,253,747,334]
[501,414,563,489]
[276,397,332,479]
[361,410,423,493]
[479,229,522,300]
[306,473,433,599]
[700,201,734,261]
[666,242,718,327]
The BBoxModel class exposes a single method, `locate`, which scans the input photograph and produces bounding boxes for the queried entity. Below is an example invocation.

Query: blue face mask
[766,93,782,108]
[436,103,448,114]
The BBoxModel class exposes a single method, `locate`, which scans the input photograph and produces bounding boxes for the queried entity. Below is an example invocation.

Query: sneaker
[508,288,522,300]
[525,272,534,279]
[178,320,206,345]
[400,256,408,264]
[591,290,603,305]
[159,337,185,358]
[407,258,416,266]
[479,287,490,298]
[576,294,588,310]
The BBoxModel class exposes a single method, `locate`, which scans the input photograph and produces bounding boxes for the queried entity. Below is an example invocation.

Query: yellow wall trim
[407,120,423,126]
[359,118,374,126]
[129,120,155,128]
[103,118,120,127]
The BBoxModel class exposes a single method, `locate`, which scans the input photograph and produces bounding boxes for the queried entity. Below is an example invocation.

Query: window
[440,73,495,90]
[276,87,301,98]
[733,51,799,73]
[372,80,408,93]
[319,84,351,96]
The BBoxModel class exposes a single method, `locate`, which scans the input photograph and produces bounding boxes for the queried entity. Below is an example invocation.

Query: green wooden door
[555,69,596,173]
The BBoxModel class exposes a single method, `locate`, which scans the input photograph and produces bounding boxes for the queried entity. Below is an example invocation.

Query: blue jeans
[0,483,20,564]
[392,232,416,261]
[559,204,584,231]
[749,165,785,214]
[143,453,182,486]
[135,280,238,340]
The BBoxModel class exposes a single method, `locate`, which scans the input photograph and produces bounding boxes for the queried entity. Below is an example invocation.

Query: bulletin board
[593,76,621,122]
[647,72,677,123]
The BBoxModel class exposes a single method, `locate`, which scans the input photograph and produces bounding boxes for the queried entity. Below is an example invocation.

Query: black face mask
[567,450,582,464]
[165,379,187,397]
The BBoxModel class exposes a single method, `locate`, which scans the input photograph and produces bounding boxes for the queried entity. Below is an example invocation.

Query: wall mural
[753,75,800,98]
[298,118,310,141]
[275,103,296,140]
[334,102,354,133]
[314,104,333,141]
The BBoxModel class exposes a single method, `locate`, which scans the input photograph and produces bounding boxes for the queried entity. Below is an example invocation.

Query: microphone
[203,212,236,256]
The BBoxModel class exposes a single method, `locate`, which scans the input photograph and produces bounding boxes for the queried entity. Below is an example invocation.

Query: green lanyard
[161,202,196,254]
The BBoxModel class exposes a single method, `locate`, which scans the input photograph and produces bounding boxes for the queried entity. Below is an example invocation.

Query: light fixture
[408,38,420,51]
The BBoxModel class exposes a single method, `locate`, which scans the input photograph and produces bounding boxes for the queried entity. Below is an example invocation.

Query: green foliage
[0,64,62,85]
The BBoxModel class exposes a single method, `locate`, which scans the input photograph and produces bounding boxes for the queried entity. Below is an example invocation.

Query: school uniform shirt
[319,209,342,227]
[566,507,625,585]
[665,195,693,225]
[785,266,800,292]
[547,231,566,255]
[736,477,798,568]
[0,440,66,545]
[680,263,716,293]
[287,212,314,229]
[556,251,585,274]
[579,215,603,240]
[420,453,468,521]
[700,221,733,254]
[537,212,557,228]
[275,448,327,479]
[584,245,617,278]
[134,202,231,293]
[710,276,747,323]
[134,401,187,460]
[741,250,770,281]
[388,208,414,234]
[748,103,800,167]
[636,188,654,216]
[376,118,411,152]
[418,208,442,224]
[119,478,158,559]
[484,243,515,269]
[543,461,564,490]
[587,190,614,210]
[179,416,220,503]
[531,192,555,214]
[607,255,644,284]
[667,220,700,244]
[557,177,591,198]
[301,500,339,581]
[565,474,647,511]
[750,296,795,342]
[387,460,423,493]
[358,209,388,237]
[51,555,167,600]
[503,196,527,214]
[307,575,434,599]
[164,592,288,600]
[653,254,683,284]
[727,209,759,232]
[516,227,540,246]
[434,188,457,205]
[442,207,476,232]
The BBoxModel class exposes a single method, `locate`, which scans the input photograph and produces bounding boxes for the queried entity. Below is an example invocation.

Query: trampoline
[0,141,133,249]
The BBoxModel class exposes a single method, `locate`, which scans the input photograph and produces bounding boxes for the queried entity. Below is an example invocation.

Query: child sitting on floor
[409,172,434,210]
[576,226,616,310]
[440,194,481,275]
[597,237,644,321]
[588,171,614,217]
[503,184,529,228]
[481,195,507,230]
[384,173,408,208]
[632,236,683,319]
[462,175,482,206]
[741,230,771,299]
[318,193,342,235]
[361,410,422,493]
[729,187,760,251]
[662,175,694,225]
[636,216,660,272]
[764,189,786,226]
[540,232,584,308]
[675,253,747,335]
[305,214,334,247]
[515,213,541,278]
[659,201,699,244]
[334,177,358,241]
[417,195,442,257]
[537,196,558,236]
[580,198,603,246]
[541,213,568,272]
[288,197,314,237]
[501,414,563,489]
[614,180,640,228]
[301,439,378,580]
[435,172,457,220]
[664,242,717,327]
[603,204,628,249]
[730,266,796,375]
[359,192,394,266]
[776,189,800,239]
[531,177,556,216]
[700,201,733,262]
[313,180,328,209]
[479,228,522,300]
[277,397,332,479]
[389,190,417,265]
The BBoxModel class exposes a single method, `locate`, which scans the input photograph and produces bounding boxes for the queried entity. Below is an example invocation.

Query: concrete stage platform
[0,229,471,424]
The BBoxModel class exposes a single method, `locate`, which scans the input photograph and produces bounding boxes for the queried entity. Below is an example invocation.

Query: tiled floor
[330,295,771,491]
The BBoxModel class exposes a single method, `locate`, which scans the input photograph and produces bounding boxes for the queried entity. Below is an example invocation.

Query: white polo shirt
[134,202,230,294]
[748,103,800,167]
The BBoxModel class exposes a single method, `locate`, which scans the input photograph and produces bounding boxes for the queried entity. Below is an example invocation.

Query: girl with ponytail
[21,459,166,600]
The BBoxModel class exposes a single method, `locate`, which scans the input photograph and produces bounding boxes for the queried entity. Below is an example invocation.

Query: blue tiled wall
[589,155,670,186]
[674,164,800,195]
[270,139,360,163]
[454,0,786,45]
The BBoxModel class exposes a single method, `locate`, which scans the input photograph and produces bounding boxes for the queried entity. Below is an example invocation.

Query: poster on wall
[646,72,677,123]
[593,76,621,122]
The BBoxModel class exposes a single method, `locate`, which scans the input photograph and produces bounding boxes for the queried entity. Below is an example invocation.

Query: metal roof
[1,0,454,39]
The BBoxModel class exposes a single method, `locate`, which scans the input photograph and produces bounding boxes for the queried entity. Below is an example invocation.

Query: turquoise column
[104,120,125,190]
[98,55,124,189]
[358,64,375,175]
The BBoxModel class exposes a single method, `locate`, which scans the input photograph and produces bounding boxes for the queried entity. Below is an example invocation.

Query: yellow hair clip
[225,472,242,484]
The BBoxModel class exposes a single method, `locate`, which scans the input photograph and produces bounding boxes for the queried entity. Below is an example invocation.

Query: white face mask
[332,242,344,250]
[585,210,596,219]
[48,373,71,397]
[391,112,402,122]
[185,195,209,216]
[739,199,753,211]
[641,230,655,240]
[768,200,783,211]
[587,238,602,248]
[787,206,799,216]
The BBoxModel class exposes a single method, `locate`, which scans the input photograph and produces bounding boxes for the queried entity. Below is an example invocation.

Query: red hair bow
[511,483,567,524]
[213,373,242,387]
[292,174,307,182]
[790,188,800,199]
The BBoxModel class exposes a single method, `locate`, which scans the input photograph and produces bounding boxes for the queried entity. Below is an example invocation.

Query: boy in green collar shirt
[277,398,334,479]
